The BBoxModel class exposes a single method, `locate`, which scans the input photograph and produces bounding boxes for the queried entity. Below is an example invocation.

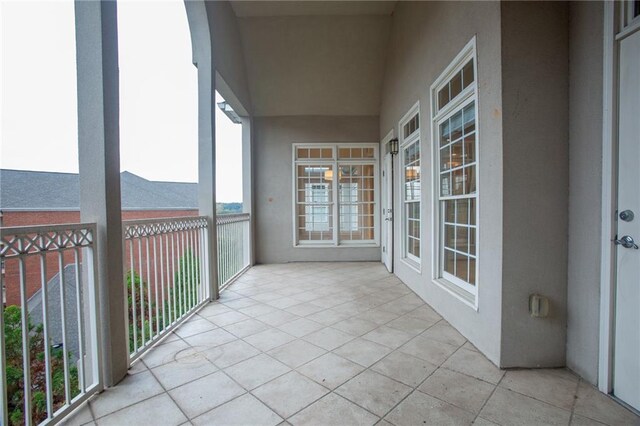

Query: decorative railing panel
[216,213,250,290]
[123,216,210,360]
[0,223,100,426]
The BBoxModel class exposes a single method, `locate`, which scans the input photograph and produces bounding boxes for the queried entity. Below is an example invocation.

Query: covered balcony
[2,0,640,425]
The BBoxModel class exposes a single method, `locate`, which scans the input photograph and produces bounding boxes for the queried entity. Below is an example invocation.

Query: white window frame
[292,143,379,247]
[430,37,479,308]
[398,102,421,271]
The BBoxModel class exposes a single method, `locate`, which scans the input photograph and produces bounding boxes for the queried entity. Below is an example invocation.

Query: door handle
[614,235,639,249]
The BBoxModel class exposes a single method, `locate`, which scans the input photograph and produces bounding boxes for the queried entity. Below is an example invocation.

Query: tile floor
[63,262,640,426]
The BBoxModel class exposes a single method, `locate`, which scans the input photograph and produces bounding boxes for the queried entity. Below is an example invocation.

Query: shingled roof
[0,169,198,211]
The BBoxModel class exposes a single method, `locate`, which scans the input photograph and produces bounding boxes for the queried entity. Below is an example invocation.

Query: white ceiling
[230,1,396,17]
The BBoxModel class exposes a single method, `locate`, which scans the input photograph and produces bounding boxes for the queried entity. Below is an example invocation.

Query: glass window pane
[438,87,450,110]
[297,148,308,159]
[462,60,474,88]
[463,103,475,134]
[469,227,476,256]
[451,141,463,169]
[321,148,332,158]
[453,168,465,195]
[444,200,455,223]
[451,71,463,100]
[457,226,469,253]
[362,148,374,159]
[456,199,469,224]
[444,224,455,249]
[308,148,321,158]
[469,199,476,225]
[444,249,455,274]
[467,165,476,194]
[450,111,463,141]
[339,148,350,159]
[441,172,451,196]
[463,134,475,165]
[440,146,451,171]
[469,257,476,285]
[440,120,451,147]
[455,254,468,282]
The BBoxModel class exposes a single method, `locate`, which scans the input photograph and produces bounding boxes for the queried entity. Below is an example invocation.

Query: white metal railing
[123,216,210,360]
[216,213,250,290]
[0,223,100,426]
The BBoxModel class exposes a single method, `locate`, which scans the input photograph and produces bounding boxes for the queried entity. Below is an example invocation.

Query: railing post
[75,0,128,386]
[184,1,218,301]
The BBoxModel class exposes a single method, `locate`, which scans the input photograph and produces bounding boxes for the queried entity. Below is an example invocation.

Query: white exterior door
[613,27,640,412]
[381,150,394,272]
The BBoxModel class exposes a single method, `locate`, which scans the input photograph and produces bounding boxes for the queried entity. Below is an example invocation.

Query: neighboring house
[0,169,199,306]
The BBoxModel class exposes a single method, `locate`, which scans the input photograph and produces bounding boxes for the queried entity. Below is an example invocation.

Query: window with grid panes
[400,108,421,264]
[433,42,478,295]
[293,144,377,246]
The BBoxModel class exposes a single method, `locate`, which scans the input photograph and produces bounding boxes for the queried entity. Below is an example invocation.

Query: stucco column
[184,0,219,300]
[75,0,128,386]
[241,117,255,266]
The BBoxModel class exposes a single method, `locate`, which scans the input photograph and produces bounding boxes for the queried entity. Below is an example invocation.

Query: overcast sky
[1,0,243,202]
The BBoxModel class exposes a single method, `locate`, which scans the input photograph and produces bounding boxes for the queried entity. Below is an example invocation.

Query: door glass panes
[295,144,377,245]
[297,164,333,242]
[403,139,421,261]
[339,164,375,241]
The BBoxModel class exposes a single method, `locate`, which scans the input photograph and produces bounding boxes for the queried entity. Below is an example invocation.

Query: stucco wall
[253,116,381,264]
[379,1,504,364]
[205,1,252,112]
[499,2,570,367]
[566,1,604,385]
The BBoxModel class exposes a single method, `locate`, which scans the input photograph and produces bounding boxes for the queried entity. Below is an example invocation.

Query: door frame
[381,129,395,272]
[599,0,640,395]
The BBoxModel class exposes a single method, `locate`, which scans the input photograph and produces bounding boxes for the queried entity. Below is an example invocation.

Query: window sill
[400,257,421,274]
[432,278,477,310]
[293,242,380,249]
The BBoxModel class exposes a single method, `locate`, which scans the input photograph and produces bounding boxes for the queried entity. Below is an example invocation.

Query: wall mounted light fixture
[389,138,399,155]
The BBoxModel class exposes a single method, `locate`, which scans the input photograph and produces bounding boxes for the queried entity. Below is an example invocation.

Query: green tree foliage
[3,305,79,426]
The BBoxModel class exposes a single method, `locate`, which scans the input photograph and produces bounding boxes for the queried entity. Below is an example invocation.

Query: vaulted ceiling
[229,1,395,117]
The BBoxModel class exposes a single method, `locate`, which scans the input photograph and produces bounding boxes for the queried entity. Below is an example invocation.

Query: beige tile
[306,308,352,325]
[362,326,414,349]
[462,341,480,352]
[90,371,164,419]
[127,359,149,375]
[384,390,476,426]
[386,314,437,336]
[224,353,291,390]
[355,309,400,325]
[192,393,282,426]
[238,303,278,318]
[405,305,442,322]
[570,415,607,426]
[371,351,438,387]
[378,298,423,315]
[183,328,237,349]
[303,327,355,351]
[141,339,190,368]
[267,297,303,309]
[332,317,379,336]
[421,321,467,347]
[442,348,504,385]
[480,387,571,426]
[268,339,326,368]
[472,417,500,425]
[204,339,261,368]
[278,317,325,337]
[197,303,232,318]
[333,337,393,367]
[336,370,412,417]
[223,318,270,338]
[60,403,93,426]
[398,335,459,366]
[208,310,250,327]
[419,368,495,413]
[573,381,640,426]
[222,297,260,309]
[500,369,577,410]
[285,302,325,316]
[95,394,186,426]
[253,371,329,418]
[168,370,245,418]
[174,317,217,338]
[244,328,296,351]
[151,352,218,390]
[257,310,300,327]
[297,352,365,389]
[289,393,379,426]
